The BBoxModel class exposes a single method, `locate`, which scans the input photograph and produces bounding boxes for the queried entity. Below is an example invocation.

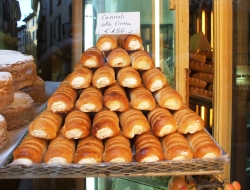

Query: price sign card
[95,12,140,35]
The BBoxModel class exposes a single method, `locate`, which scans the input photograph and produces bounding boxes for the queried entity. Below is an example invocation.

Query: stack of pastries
[11,34,222,166]
[0,51,46,151]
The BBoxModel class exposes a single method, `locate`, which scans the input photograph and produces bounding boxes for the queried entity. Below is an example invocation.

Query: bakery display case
[2,0,250,189]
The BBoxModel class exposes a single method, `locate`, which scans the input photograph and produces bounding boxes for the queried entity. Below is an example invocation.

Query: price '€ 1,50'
[95,12,140,35]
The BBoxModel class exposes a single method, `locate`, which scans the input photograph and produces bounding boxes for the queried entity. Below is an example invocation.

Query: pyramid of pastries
[12,34,222,166]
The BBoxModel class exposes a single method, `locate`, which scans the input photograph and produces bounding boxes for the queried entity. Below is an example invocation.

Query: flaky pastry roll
[67,67,93,89]
[117,34,143,51]
[80,47,105,68]
[92,65,115,88]
[96,34,117,51]
[107,47,130,67]
[117,66,141,88]
[130,50,155,70]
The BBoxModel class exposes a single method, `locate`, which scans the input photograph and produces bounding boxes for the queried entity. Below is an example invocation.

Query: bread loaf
[80,47,105,68]
[47,80,77,113]
[189,61,213,74]
[153,84,183,110]
[67,67,93,89]
[92,65,115,88]
[129,85,156,111]
[141,67,167,92]
[198,50,213,60]
[103,82,129,112]
[191,72,213,84]
[103,133,132,163]
[91,109,120,140]
[161,132,193,160]
[74,135,103,164]
[28,109,63,139]
[61,108,91,139]
[133,131,164,162]
[186,130,222,158]
[44,132,76,164]
[119,108,150,138]
[117,66,142,88]
[106,47,130,67]
[172,105,204,134]
[147,106,177,137]
[130,50,155,70]
[189,51,206,63]
[189,77,207,89]
[96,34,117,51]
[75,86,103,112]
[12,134,48,165]
[117,34,143,51]
[189,87,213,99]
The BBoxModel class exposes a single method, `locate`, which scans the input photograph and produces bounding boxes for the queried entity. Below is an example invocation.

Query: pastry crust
[147,106,177,137]
[130,50,155,70]
[92,65,115,88]
[119,108,150,138]
[189,51,206,63]
[189,87,213,99]
[28,109,63,139]
[153,84,183,110]
[0,115,8,150]
[75,86,103,112]
[74,136,104,164]
[61,108,91,139]
[103,82,129,112]
[161,132,193,160]
[133,131,164,162]
[80,47,105,68]
[117,34,143,51]
[107,47,131,67]
[129,85,156,111]
[103,133,132,163]
[0,72,14,110]
[96,35,117,51]
[91,109,120,140]
[186,130,222,158]
[191,72,213,84]
[189,61,213,74]
[141,67,167,92]
[67,67,93,89]
[189,77,207,89]
[44,132,76,164]
[117,66,142,88]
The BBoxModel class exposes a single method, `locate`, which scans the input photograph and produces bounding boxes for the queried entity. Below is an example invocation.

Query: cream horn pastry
[161,132,193,160]
[12,134,48,165]
[103,132,132,163]
[96,34,117,51]
[106,46,130,67]
[119,108,150,138]
[28,109,63,139]
[61,108,91,139]
[80,47,105,68]
[92,65,115,88]
[172,105,204,134]
[129,85,156,111]
[130,50,155,70]
[117,34,143,51]
[153,84,183,110]
[44,132,76,164]
[186,130,222,158]
[75,86,103,112]
[117,66,141,88]
[141,67,167,92]
[133,131,164,162]
[91,109,120,140]
[147,106,177,137]
[67,67,93,89]
[74,135,104,164]
[47,80,77,113]
[103,82,129,112]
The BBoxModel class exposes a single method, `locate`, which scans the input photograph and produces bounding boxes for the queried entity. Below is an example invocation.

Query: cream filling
[96,77,109,88]
[164,99,178,109]
[150,80,163,92]
[96,128,113,139]
[122,78,137,87]
[51,101,67,112]
[71,77,85,88]
[173,155,187,160]
[11,158,33,166]
[78,158,97,164]
[31,130,47,138]
[110,158,126,163]
[131,125,144,137]
[141,155,159,162]
[184,124,199,134]
[47,157,67,164]
[80,103,96,112]
[66,129,83,139]
[129,40,141,50]
[137,101,150,109]
[85,59,97,67]
[100,42,111,51]
[203,153,217,158]
[159,125,173,136]
[109,101,121,111]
